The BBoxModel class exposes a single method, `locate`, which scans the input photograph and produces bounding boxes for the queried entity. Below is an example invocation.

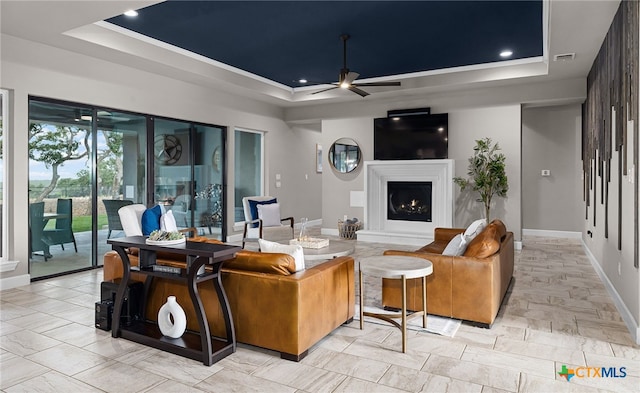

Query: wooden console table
[107,236,241,366]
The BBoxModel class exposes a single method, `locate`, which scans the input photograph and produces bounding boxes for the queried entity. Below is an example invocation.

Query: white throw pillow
[160,210,178,232]
[463,219,487,241]
[258,238,305,272]
[257,203,282,227]
[442,233,470,256]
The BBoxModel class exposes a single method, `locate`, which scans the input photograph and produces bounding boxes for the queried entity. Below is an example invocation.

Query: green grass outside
[44,214,108,233]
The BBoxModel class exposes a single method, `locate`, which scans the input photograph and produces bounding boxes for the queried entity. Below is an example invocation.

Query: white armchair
[242,196,294,248]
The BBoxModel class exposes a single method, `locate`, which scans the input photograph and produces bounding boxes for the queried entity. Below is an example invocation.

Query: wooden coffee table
[358,255,433,353]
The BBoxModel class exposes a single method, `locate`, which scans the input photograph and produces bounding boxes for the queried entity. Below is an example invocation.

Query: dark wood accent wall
[583,0,639,268]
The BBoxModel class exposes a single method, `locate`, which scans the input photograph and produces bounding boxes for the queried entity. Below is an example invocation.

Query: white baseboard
[227,233,243,243]
[581,240,640,345]
[0,274,31,291]
[321,228,340,237]
[523,229,582,239]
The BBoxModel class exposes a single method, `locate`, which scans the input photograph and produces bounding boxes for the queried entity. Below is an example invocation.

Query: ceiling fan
[311,34,401,97]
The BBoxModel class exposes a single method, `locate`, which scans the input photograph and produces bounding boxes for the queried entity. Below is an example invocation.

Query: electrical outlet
[541,169,551,177]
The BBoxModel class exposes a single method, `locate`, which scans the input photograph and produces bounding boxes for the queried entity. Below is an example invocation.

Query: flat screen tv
[374,113,448,160]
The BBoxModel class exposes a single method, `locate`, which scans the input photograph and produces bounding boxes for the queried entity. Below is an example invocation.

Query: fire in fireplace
[387,181,432,222]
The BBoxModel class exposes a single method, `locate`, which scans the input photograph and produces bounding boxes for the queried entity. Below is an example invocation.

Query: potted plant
[454,137,508,221]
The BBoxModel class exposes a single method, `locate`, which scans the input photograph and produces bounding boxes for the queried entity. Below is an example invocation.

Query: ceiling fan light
[340,82,350,89]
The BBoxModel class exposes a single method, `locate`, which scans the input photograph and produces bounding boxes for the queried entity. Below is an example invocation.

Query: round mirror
[329,138,361,173]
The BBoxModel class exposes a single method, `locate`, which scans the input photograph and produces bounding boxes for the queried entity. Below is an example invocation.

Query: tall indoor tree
[454,137,508,221]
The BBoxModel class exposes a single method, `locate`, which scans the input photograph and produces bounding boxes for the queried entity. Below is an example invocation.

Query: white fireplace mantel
[358,159,454,246]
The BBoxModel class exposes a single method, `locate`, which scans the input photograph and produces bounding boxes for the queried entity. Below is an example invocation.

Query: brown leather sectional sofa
[381,219,514,327]
[103,244,355,361]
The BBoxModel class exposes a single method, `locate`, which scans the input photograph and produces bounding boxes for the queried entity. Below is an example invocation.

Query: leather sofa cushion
[417,240,449,254]
[490,219,507,242]
[464,222,500,258]
[223,250,295,275]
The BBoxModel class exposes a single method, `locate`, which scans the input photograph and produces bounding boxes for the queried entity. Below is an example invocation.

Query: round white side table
[358,255,433,353]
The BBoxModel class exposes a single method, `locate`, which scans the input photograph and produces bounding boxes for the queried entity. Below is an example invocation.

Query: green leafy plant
[148,230,184,241]
[454,138,508,221]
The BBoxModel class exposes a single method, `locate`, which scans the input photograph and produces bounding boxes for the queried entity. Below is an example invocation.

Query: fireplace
[387,181,432,222]
[359,159,454,246]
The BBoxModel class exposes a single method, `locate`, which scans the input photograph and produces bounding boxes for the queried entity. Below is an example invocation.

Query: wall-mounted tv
[374,113,448,160]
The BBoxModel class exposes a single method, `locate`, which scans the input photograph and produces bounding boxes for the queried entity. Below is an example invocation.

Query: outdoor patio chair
[29,201,51,261]
[103,199,133,238]
[43,198,77,252]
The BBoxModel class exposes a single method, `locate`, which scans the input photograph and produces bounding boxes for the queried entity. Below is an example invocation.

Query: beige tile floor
[1,235,639,392]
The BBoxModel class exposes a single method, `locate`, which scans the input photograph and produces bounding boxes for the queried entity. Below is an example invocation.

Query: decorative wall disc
[154,135,182,165]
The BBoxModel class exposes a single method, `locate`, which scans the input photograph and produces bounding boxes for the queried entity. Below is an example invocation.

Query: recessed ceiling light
[500,50,513,58]
[392,117,401,121]
[298,79,307,84]
[438,127,444,132]
[124,10,138,17]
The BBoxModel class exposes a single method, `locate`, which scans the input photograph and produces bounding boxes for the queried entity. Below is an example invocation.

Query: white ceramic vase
[157,295,187,338]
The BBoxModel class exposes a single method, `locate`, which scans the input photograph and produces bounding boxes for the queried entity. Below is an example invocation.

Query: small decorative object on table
[338,218,362,239]
[146,230,185,245]
[158,296,187,338]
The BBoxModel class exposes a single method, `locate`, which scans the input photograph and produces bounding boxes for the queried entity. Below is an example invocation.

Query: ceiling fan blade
[344,71,359,85]
[355,81,402,87]
[348,86,370,97]
[310,85,339,95]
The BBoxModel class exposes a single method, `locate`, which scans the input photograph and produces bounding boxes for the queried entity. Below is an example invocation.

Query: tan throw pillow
[463,223,500,258]
[223,250,295,275]
[490,219,507,242]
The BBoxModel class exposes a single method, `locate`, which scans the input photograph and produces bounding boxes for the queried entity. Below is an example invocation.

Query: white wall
[0,34,320,284]
[321,118,372,231]
[522,104,583,233]
[320,105,523,241]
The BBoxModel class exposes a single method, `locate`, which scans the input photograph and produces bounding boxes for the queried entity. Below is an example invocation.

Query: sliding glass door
[28,100,94,278]
[28,97,226,280]
[96,110,147,254]
[154,119,225,239]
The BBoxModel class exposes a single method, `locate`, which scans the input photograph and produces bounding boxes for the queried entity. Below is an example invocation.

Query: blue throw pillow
[141,205,162,235]
[248,198,277,227]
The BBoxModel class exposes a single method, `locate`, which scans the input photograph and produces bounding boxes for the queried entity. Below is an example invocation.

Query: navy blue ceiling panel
[107,0,543,88]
